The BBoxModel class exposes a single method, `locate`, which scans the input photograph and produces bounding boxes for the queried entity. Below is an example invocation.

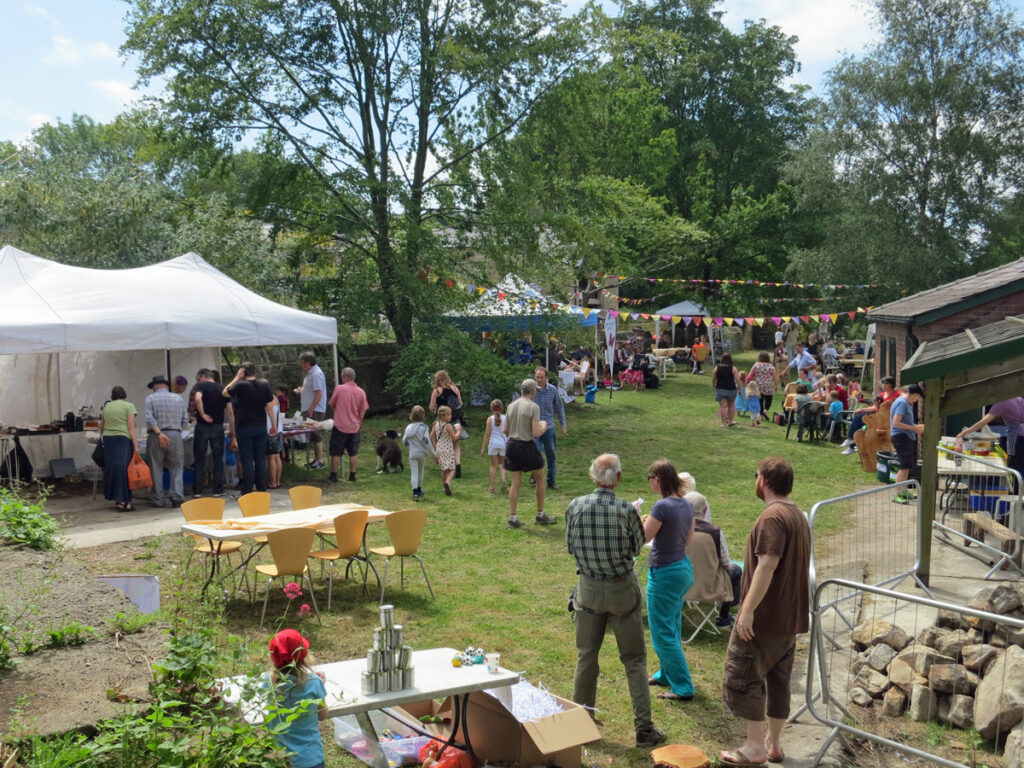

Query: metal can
[391,648,401,669]
[380,604,395,629]
[373,672,387,694]
[390,624,403,648]
[360,670,374,696]
[372,627,385,650]
[389,669,403,691]
[381,649,391,671]
[399,645,413,669]
[366,649,381,673]
[402,667,415,689]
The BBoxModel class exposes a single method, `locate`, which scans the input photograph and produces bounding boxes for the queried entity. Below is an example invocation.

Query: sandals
[115,503,135,512]
[488,487,495,494]
[719,748,768,768]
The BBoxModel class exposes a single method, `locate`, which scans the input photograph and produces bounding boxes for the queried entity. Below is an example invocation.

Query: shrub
[387,320,534,408]
[0,486,60,550]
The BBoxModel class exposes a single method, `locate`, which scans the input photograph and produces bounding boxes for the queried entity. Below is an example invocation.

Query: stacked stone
[361,604,415,695]
[847,583,1024,763]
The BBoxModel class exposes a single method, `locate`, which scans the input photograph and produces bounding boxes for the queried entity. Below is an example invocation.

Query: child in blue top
[268,629,327,768]
[824,390,844,438]
[734,369,749,416]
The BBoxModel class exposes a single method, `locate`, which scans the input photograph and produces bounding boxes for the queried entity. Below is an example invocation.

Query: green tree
[789,0,1024,289]
[0,115,286,298]
[123,0,593,346]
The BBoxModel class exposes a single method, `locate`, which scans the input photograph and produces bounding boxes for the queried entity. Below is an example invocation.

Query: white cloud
[43,35,117,67]
[89,79,134,105]
[22,2,61,28]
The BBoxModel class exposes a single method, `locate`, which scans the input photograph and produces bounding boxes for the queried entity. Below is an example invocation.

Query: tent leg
[332,344,340,386]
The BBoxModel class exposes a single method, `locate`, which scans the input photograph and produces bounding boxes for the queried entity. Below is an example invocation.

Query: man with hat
[144,374,189,508]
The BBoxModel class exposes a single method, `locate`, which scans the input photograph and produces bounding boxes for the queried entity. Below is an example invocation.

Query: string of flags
[592,273,879,290]
[600,290,873,305]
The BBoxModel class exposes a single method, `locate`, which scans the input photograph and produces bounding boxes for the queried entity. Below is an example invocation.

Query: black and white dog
[375,429,404,473]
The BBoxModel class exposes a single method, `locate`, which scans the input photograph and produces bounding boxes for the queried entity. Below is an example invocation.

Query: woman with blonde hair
[429,370,464,478]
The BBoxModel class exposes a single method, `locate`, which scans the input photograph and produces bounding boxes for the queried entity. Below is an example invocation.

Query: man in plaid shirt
[566,453,665,748]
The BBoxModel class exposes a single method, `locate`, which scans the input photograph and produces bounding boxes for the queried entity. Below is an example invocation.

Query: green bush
[0,487,60,550]
[387,320,534,408]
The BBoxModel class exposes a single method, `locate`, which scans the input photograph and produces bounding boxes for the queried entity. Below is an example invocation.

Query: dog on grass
[375,429,404,474]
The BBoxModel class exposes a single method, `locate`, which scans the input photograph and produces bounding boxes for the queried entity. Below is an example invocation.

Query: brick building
[866,258,1024,390]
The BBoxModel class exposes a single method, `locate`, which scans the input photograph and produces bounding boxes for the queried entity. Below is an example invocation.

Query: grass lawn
[87,351,875,766]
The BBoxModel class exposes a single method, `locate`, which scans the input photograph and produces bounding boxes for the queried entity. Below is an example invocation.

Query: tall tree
[0,114,286,294]
[789,0,1024,289]
[617,0,811,285]
[123,0,591,346]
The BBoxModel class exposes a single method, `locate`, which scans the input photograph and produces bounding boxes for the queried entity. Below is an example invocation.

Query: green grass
[85,353,875,767]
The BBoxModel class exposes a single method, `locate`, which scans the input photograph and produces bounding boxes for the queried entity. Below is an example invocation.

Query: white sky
[1,0,1021,142]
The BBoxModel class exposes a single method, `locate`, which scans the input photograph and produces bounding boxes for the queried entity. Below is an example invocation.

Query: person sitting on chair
[686,492,742,627]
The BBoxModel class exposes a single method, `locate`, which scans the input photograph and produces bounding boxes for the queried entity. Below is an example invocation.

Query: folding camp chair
[682,531,734,643]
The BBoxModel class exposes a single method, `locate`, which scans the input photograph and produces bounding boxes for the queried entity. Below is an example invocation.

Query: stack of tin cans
[361,604,415,695]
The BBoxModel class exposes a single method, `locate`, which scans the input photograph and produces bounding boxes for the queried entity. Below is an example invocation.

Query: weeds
[106,611,157,635]
[0,485,59,550]
[45,619,94,648]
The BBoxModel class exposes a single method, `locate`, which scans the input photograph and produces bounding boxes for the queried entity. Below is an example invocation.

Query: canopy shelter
[901,313,1024,586]
[446,274,598,332]
[0,245,338,474]
[653,299,710,360]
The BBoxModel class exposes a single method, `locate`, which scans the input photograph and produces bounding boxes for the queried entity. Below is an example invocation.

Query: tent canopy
[654,299,709,317]
[0,246,337,354]
[447,273,597,331]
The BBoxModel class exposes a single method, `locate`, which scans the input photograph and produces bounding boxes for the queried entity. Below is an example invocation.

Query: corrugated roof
[867,258,1024,323]
[902,314,1024,382]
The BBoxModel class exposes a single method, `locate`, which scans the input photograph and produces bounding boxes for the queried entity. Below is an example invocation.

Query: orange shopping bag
[127,452,153,490]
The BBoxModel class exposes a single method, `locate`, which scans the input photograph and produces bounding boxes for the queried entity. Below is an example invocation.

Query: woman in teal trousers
[642,459,696,700]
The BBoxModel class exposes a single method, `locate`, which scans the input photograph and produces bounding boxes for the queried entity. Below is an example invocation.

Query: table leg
[199,539,221,597]
[354,710,389,768]
[455,693,483,766]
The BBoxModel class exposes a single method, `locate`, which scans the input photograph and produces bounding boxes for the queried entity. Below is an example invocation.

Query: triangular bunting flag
[682,316,691,325]
[672,316,682,325]
[782,316,791,323]
[734,318,745,326]
[713,318,724,326]
[847,311,857,320]
[724,318,734,326]
[641,313,650,320]
[829,314,839,323]
[581,308,592,318]
[800,315,811,323]
[609,310,619,319]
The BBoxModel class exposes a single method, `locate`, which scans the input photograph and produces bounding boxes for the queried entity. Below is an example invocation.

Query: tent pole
[165,350,171,382]
[57,353,65,459]
[332,344,340,386]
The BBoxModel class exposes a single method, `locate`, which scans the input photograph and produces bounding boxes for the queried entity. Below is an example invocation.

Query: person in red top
[327,367,369,483]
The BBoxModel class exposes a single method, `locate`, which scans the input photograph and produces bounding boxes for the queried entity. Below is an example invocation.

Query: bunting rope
[592,273,879,290]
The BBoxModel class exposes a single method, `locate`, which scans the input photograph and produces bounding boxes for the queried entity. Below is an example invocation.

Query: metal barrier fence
[932,447,1024,579]
[807,577,1024,767]
[808,479,928,636]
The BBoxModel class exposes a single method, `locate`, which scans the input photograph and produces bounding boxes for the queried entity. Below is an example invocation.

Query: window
[889,337,897,381]
[879,338,888,376]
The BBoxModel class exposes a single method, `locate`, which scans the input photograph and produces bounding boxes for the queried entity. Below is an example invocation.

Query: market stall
[0,246,338,477]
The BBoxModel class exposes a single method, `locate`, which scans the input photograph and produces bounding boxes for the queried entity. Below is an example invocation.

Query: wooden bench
[963,512,1023,567]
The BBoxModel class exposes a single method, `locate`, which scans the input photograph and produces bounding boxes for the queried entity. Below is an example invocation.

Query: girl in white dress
[480,399,508,493]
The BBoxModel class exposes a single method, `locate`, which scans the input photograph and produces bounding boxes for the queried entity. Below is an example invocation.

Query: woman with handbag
[429,370,464,478]
[100,386,138,512]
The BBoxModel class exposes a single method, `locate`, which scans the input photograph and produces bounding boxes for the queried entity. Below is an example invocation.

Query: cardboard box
[461,689,601,768]
[387,697,455,739]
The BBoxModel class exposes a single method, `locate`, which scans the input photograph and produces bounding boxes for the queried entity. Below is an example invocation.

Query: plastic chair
[369,509,435,605]
[308,510,369,608]
[238,491,272,565]
[180,497,243,589]
[289,485,322,511]
[255,527,321,628]
[682,530,734,643]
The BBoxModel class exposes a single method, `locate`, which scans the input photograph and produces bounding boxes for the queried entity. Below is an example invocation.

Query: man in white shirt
[788,343,816,373]
[297,352,327,469]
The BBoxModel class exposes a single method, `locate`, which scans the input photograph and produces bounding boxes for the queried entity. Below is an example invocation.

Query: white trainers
[840,438,854,447]
[841,446,857,455]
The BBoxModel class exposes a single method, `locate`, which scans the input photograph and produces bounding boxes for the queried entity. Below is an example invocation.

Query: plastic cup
[485,652,500,673]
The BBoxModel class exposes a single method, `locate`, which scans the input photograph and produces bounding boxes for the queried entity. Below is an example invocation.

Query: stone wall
[848,583,1024,762]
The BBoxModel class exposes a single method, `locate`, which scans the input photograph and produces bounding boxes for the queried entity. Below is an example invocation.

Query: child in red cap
[268,628,327,768]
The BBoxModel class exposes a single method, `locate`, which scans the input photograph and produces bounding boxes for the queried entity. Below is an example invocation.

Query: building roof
[902,314,1024,382]
[867,258,1024,325]
[655,299,709,317]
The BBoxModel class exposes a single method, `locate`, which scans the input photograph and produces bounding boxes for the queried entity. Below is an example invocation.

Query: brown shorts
[722,630,796,722]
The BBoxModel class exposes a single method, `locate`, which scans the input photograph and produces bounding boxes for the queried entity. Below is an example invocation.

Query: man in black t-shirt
[223,362,277,495]
[193,369,235,497]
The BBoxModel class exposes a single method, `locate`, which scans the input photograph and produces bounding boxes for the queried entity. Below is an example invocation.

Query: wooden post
[917,379,944,587]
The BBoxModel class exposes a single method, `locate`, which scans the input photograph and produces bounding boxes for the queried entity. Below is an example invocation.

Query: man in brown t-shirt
[720,456,810,767]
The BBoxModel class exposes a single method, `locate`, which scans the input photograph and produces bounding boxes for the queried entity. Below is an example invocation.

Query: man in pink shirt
[327,367,369,482]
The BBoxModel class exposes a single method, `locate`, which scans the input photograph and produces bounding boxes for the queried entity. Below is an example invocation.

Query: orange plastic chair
[237,491,272,568]
[180,498,244,595]
[255,527,321,628]
[289,485,322,511]
[369,509,435,605]
[308,510,370,608]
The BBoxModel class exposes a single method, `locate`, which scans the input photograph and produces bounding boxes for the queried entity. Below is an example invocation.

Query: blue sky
[1,0,1021,143]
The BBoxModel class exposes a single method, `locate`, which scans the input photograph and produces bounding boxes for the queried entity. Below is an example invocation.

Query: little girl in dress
[745,378,762,426]
[480,399,508,493]
[430,405,461,496]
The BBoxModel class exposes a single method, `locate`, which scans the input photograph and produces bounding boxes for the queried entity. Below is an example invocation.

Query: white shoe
[841,446,857,455]
[840,438,854,447]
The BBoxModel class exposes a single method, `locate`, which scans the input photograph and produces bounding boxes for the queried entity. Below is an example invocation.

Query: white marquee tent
[0,245,338,475]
